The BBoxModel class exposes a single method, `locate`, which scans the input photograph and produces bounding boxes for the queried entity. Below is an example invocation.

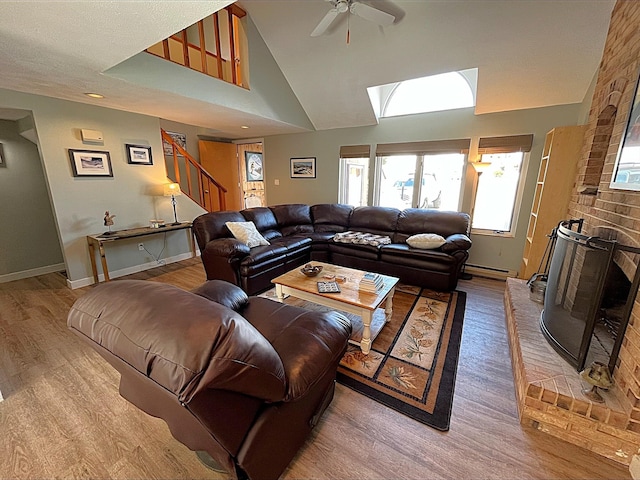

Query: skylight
[368,68,477,119]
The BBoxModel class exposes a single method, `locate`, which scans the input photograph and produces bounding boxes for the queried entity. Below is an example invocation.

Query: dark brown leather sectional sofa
[193,204,472,295]
[68,279,351,480]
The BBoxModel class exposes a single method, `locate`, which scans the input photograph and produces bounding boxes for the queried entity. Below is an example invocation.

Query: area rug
[337,286,466,431]
[261,285,466,431]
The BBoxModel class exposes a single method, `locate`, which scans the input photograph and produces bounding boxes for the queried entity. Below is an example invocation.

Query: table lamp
[164,183,182,225]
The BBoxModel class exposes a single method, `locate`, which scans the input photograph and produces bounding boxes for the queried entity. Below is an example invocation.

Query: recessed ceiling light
[240,125,249,129]
[84,93,104,99]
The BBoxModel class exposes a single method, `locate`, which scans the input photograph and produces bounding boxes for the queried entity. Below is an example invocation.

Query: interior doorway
[236,142,265,208]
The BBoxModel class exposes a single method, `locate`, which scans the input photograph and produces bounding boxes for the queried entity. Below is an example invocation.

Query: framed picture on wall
[611,68,640,190]
[163,131,186,157]
[126,144,153,165]
[68,149,113,177]
[290,157,316,178]
[245,151,263,181]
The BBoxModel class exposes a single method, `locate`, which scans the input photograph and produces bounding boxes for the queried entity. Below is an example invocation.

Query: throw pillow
[225,221,270,248]
[406,233,446,250]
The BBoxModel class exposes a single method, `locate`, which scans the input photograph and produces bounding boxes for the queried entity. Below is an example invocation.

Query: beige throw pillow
[225,221,270,247]
[406,233,446,250]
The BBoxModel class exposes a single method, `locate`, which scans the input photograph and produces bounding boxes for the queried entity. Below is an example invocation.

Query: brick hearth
[504,277,640,465]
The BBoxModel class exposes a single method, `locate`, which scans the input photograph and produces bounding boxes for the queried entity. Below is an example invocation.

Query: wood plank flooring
[0,259,631,479]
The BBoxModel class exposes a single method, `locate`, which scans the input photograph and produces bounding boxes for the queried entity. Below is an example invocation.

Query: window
[471,134,533,236]
[339,145,370,207]
[367,68,477,119]
[374,139,470,210]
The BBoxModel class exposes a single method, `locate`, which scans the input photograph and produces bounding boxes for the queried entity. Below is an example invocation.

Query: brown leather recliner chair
[67,279,351,480]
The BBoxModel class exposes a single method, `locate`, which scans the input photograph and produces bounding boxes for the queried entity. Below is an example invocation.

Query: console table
[87,222,195,283]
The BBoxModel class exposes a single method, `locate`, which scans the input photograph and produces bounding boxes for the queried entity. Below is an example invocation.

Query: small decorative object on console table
[164,183,182,225]
[103,211,116,235]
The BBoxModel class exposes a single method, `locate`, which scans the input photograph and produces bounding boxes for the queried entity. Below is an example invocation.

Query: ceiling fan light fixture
[336,0,349,14]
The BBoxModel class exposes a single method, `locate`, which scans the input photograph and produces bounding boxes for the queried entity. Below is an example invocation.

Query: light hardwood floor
[0,259,631,479]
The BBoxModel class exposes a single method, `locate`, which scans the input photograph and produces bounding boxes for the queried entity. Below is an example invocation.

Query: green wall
[0,89,206,287]
[261,104,584,274]
[0,118,64,278]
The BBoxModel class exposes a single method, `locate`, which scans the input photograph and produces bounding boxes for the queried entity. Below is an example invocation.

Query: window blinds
[477,134,533,154]
[339,145,371,158]
[375,138,470,156]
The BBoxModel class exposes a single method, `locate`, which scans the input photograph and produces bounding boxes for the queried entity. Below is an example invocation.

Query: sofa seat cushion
[240,244,288,267]
[270,235,312,252]
[307,231,336,244]
[329,242,381,260]
[380,244,456,272]
[241,297,352,401]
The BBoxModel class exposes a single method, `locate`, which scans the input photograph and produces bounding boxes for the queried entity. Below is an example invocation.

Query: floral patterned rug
[337,286,466,431]
[259,284,466,431]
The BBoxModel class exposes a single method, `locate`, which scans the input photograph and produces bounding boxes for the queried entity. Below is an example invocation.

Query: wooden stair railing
[161,129,227,212]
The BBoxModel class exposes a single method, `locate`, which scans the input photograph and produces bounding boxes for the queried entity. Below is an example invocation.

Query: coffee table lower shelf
[274,283,395,354]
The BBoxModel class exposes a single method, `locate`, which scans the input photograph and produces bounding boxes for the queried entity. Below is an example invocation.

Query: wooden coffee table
[271,262,399,354]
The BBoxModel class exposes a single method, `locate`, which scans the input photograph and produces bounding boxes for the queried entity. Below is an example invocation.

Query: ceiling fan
[311,0,395,38]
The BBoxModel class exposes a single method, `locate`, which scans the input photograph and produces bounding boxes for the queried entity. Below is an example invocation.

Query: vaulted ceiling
[0,0,615,138]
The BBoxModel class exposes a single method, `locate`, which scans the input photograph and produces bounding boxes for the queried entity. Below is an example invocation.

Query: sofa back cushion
[311,204,353,233]
[394,208,471,243]
[67,280,286,404]
[270,204,313,236]
[193,211,246,250]
[241,207,282,241]
[348,206,401,237]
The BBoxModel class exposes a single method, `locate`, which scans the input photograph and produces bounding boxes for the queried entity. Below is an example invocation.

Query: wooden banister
[161,129,227,212]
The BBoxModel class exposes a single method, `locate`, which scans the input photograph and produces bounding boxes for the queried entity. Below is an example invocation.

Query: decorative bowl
[301,264,323,277]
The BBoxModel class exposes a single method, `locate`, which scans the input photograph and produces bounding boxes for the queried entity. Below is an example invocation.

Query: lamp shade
[164,183,182,196]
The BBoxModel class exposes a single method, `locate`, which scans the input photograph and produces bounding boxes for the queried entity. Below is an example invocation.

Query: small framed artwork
[68,149,113,177]
[245,151,263,181]
[0,143,4,167]
[126,144,153,165]
[290,157,316,178]
[163,131,186,157]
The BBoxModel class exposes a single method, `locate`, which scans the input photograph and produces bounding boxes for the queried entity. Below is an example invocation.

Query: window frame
[470,151,530,238]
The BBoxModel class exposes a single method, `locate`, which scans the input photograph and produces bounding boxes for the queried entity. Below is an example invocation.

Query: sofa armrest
[191,280,249,311]
[441,233,472,253]
[203,237,250,259]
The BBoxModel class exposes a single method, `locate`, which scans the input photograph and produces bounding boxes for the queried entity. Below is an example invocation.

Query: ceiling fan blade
[350,2,395,26]
[311,8,340,37]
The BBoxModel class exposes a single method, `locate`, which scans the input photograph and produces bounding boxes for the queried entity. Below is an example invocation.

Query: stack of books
[359,272,383,292]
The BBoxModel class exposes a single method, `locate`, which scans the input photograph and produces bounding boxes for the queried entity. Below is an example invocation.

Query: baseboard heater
[464,264,516,280]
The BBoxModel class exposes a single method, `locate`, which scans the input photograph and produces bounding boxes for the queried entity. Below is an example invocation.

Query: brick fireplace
[504,0,640,465]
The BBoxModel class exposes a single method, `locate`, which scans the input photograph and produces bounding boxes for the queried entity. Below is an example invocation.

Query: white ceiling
[0,0,616,138]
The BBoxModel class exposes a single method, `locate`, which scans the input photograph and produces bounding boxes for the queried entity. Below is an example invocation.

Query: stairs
[161,129,227,212]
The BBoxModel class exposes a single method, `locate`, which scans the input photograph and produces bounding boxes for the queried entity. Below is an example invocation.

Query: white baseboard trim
[67,252,198,290]
[0,263,66,284]
[465,264,518,281]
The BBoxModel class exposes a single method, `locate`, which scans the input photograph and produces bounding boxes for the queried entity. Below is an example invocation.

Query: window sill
[470,229,515,238]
